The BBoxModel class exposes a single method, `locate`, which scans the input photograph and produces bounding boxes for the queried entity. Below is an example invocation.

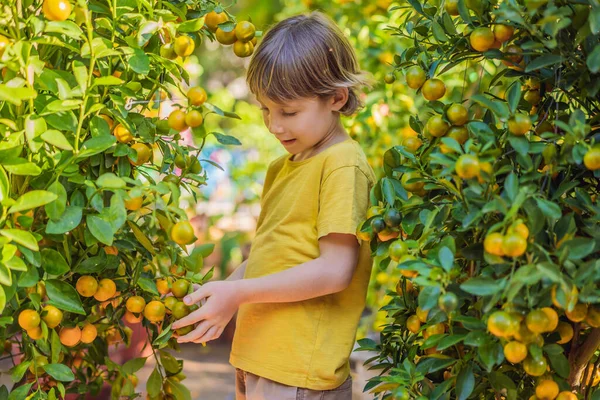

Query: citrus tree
[355,0,600,399]
[0,0,258,398]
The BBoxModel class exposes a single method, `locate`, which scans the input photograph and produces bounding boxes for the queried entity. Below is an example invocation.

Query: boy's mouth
[281,139,296,146]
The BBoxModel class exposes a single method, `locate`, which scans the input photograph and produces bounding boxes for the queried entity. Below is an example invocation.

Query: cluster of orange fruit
[205,11,258,58]
[98,115,153,167]
[484,222,529,258]
[166,86,208,132]
[18,305,97,347]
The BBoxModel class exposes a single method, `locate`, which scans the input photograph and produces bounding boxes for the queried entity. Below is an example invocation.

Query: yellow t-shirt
[229,138,376,390]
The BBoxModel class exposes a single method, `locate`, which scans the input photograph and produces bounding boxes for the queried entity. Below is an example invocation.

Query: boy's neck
[291,123,350,162]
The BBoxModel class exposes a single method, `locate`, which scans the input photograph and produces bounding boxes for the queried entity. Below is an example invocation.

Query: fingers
[171,307,205,330]
[192,326,219,344]
[177,321,211,343]
[183,283,210,306]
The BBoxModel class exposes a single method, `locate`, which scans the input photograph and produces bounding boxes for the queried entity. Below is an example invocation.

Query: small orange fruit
[18,309,41,331]
[41,305,63,329]
[185,110,204,128]
[129,143,152,166]
[93,278,117,302]
[502,233,527,257]
[113,124,133,143]
[235,21,256,42]
[504,341,527,363]
[493,24,514,43]
[168,110,188,132]
[455,154,480,179]
[422,79,446,101]
[144,300,166,323]
[173,36,195,57]
[43,0,72,22]
[171,221,195,245]
[215,28,237,45]
[80,323,97,344]
[205,11,228,32]
[59,326,82,347]
[470,27,495,52]
[405,66,427,89]
[584,147,600,170]
[233,40,254,58]
[484,232,505,256]
[427,115,450,138]
[76,276,98,297]
[126,296,146,313]
[446,103,469,126]
[188,87,207,106]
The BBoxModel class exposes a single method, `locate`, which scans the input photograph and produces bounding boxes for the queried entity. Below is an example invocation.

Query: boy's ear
[330,88,349,112]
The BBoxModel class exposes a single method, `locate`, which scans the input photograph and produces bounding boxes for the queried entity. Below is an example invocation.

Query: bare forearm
[225,260,247,281]
[235,257,346,304]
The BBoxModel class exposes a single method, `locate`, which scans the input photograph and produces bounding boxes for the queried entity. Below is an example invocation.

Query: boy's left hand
[171,280,243,344]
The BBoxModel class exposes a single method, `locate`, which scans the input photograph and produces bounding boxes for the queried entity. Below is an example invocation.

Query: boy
[172,11,376,399]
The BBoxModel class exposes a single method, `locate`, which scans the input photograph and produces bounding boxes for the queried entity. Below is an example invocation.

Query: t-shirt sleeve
[317,166,372,240]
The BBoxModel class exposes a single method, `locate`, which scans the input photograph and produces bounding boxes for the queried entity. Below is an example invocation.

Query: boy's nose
[267,119,285,135]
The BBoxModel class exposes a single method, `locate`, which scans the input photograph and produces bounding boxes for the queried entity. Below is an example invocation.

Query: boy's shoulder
[321,140,375,182]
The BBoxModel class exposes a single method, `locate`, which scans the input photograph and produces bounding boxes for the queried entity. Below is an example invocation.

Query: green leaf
[381,178,396,206]
[489,372,517,400]
[536,198,562,220]
[0,263,11,286]
[96,172,126,189]
[507,135,529,156]
[456,365,474,400]
[7,383,32,400]
[431,20,448,42]
[563,238,596,260]
[10,361,31,383]
[92,76,123,87]
[166,380,191,400]
[178,18,206,32]
[418,285,441,311]
[128,221,155,254]
[72,61,88,93]
[525,55,564,73]
[549,351,570,378]
[438,247,454,271]
[0,85,37,106]
[9,190,58,214]
[212,132,241,146]
[44,21,83,40]
[41,130,73,150]
[87,215,114,245]
[0,285,5,315]
[590,7,600,34]
[123,357,147,374]
[471,94,509,119]
[44,364,75,382]
[137,276,159,295]
[45,279,85,315]
[3,160,41,176]
[46,181,67,220]
[0,229,38,251]
[147,367,162,398]
[77,135,116,158]
[507,83,522,114]
[504,172,518,202]
[46,206,82,234]
[587,44,600,74]
[41,249,70,276]
[460,277,504,296]
[129,48,150,75]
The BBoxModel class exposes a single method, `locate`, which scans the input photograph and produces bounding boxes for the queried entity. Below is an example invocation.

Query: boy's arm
[224,259,248,282]
[234,233,359,304]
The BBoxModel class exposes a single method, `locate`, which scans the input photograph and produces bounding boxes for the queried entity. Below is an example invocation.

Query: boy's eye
[282,111,297,117]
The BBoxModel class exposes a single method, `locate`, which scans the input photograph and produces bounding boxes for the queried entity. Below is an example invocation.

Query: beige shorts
[235,368,353,400]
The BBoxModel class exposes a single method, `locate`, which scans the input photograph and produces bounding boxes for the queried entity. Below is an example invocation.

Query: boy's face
[257,94,344,155]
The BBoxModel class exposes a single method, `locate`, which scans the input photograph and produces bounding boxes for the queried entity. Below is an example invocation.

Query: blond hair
[246,11,372,116]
